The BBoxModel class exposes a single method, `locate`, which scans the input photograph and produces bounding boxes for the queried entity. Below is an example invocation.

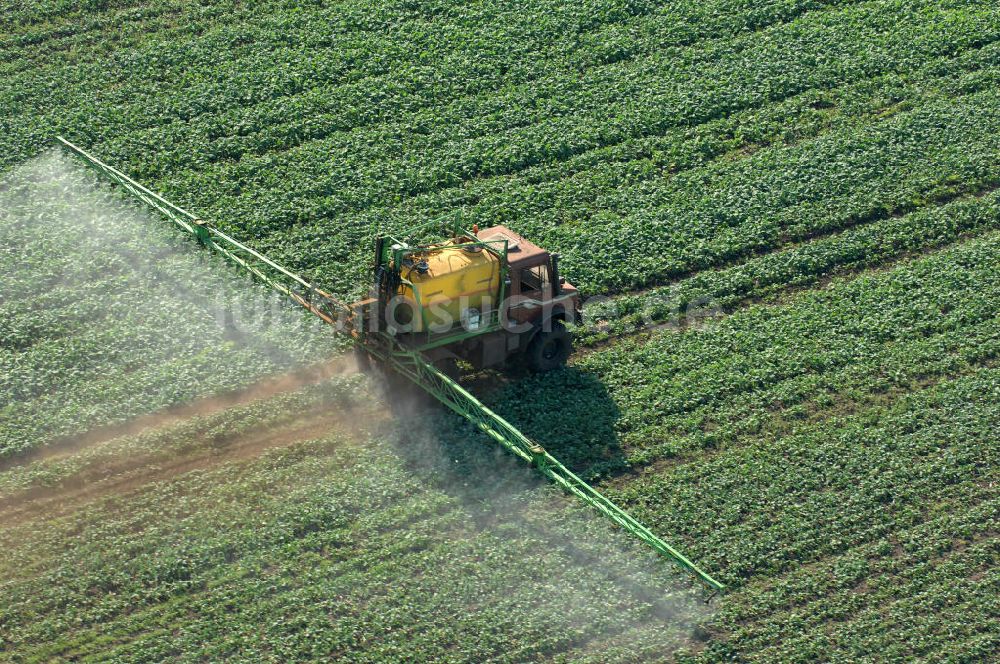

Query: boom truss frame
[56,136,724,593]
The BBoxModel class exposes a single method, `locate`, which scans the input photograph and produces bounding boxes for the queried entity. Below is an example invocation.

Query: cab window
[520,265,549,296]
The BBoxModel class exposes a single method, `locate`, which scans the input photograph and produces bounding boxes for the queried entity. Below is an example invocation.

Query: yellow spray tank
[393,237,501,334]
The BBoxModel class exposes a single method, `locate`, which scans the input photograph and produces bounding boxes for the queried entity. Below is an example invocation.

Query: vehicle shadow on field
[388,365,627,489]
[381,365,633,538]
[483,365,628,478]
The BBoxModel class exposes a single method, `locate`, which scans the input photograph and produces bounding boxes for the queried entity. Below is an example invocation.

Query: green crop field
[2,0,998,661]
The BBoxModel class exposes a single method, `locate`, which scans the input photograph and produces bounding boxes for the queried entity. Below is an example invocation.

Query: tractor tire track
[0,408,362,527]
[0,355,359,474]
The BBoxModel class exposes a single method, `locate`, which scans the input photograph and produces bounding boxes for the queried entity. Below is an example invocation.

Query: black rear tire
[353,344,372,372]
[526,321,572,372]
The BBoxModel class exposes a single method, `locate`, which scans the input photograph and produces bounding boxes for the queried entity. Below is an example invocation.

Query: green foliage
[492,236,1000,660]
[577,188,1000,344]
[0,380,707,661]
[2,0,1000,660]
[5,0,1000,296]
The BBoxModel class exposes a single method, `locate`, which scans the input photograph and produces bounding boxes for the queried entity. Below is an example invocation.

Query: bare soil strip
[0,408,366,527]
[0,355,359,474]
[0,355,381,527]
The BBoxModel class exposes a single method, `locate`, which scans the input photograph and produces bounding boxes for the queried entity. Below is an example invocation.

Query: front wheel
[526,322,572,372]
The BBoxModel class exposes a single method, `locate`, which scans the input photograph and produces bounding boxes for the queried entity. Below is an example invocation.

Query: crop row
[4,243,995,660]
[0,0,208,63]
[2,0,824,168]
[391,38,1000,231]
[0,0,170,31]
[7,1,997,300]
[565,232,1000,467]
[453,47,1000,307]
[190,62,1000,299]
[1,0,254,65]
[0,376,363,504]
[544,236,1000,658]
[719,495,997,625]
[579,182,1000,345]
[695,492,998,661]
[645,366,998,659]
[484,229,998,570]
[574,231,1000,464]
[9,2,981,272]
[734,515,997,659]
[153,0,995,223]
[3,366,992,661]
[4,1,999,660]
[166,15,1000,295]
[108,0,859,179]
[549,83,1000,292]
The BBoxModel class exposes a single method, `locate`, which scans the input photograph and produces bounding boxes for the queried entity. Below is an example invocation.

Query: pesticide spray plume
[0,150,376,531]
[0,150,342,461]
[0,373,376,534]
[41,138,727,598]
[372,382,716,653]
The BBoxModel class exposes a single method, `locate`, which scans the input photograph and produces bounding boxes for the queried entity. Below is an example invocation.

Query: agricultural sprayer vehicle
[56,137,724,594]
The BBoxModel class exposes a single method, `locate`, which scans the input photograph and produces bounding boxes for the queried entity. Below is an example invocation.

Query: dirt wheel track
[0,357,385,528]
[1,356,359,472]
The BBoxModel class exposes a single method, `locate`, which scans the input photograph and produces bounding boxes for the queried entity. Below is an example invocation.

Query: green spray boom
[56,136,725,594]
